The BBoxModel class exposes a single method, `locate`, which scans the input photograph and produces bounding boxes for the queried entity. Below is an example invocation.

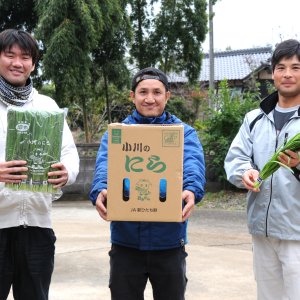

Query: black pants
[0,227,56,300]
[109,244,188,300]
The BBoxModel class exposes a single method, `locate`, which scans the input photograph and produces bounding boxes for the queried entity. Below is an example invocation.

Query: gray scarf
[0,76,33,106]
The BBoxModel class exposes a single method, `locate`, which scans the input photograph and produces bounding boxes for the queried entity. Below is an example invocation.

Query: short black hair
[131,67,169,92]
[271,39,300,72]
[0,29,39,65]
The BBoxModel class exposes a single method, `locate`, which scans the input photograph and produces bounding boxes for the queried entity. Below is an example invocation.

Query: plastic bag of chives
[253,132,300,188]
[5,107,64,193]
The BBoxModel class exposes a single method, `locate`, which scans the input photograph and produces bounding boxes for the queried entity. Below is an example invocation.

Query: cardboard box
[107,123,184,222]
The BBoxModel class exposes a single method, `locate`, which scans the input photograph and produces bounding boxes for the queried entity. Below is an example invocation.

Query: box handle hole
[159,178,167,202]
[123,178,130,201]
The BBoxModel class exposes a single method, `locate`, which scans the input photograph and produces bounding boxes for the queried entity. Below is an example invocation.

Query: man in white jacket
[225,39,300,300]
[0,29,79,299]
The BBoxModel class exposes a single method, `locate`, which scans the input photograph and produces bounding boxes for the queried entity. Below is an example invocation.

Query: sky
[202,0,300,52]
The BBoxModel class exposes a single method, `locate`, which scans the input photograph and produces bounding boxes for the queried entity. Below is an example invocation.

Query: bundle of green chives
[5,107,64,193]
[253,132,300,188]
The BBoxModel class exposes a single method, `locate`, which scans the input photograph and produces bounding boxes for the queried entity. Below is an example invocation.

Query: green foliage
[35,0,130,142]
[0,0,37,31]
[153,0,208,82]
[35,0,104,101]
[166,96,196,124]
[39,82,55,99]
[128,0,208,82]
[92,0,131,123]
[128,0,154,68]
[266,80,276,95]
[68,85,133,143]
[200,80,260,184]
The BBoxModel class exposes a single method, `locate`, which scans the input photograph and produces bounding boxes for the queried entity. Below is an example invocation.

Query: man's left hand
[48,162,68,188]
[278,150,300,168]
[182,190,195,222]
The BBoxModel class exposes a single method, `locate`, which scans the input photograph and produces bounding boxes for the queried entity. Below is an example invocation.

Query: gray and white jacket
[0,88,79,229]
[225,91,300,240]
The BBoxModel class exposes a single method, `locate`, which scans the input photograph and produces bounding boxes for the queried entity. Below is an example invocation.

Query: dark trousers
[0,227,56,300]
[109,244,188,300]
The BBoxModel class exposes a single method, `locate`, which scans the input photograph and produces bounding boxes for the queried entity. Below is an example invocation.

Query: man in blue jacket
[90,67,206,300]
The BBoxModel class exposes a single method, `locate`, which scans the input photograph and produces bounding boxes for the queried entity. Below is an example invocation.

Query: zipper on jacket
[265,130,290,237]
[284,132,289,145]
[265,131,281,237]
[263,100,298,236]
[21,199,28,227]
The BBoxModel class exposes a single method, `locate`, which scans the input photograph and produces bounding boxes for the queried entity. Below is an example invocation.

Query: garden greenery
[197,80,261,186]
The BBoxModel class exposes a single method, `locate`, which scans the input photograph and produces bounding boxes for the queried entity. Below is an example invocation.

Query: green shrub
[198,80,261,186]
[166,96,196,124]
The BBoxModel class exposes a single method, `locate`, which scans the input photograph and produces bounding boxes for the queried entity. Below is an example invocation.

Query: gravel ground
[199,190,248,211]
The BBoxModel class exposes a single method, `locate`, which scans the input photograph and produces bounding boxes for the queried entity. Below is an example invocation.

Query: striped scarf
[0,76,33,106]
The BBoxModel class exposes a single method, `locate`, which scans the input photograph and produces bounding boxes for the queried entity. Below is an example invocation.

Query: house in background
[169,46,273,98]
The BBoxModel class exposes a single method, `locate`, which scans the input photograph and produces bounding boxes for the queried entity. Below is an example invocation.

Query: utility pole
[209,0,215,107]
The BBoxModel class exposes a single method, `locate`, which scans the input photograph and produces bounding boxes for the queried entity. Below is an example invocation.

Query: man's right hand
[0,160,28,183]
[96,189,108,221]
[242,169,260,192]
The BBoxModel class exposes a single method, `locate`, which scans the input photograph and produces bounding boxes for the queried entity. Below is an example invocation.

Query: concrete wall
[61,143,99,200]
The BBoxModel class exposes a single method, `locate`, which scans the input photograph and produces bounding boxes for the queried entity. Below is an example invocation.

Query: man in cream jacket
[0,29,79,300]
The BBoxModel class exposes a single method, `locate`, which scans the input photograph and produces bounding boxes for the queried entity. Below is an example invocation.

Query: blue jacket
[90,110,206,250]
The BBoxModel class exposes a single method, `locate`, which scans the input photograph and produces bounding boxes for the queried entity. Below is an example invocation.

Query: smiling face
[130,79,171,117]
[0,44,35,87]
[272,55,300,107]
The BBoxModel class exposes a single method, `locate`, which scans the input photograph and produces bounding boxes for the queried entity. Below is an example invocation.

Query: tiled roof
[168,47,272,83]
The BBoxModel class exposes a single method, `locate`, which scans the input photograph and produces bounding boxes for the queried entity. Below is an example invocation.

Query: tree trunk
[104,72,111,124]
[81,98,91,143]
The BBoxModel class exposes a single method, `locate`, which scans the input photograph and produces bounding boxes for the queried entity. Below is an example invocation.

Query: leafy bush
[198,80,261,186]
[166,96,196,124]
